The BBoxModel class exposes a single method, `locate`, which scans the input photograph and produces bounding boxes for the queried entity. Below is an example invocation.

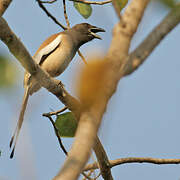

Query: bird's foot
[55,79,64,89]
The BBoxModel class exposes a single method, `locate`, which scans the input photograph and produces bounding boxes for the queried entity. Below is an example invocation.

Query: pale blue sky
[0,0,180,180]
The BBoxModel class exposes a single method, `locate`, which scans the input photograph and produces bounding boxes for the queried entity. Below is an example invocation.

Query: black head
[70,23,105,47]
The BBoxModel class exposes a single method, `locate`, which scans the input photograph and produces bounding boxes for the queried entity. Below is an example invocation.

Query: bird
[9,23,105,158]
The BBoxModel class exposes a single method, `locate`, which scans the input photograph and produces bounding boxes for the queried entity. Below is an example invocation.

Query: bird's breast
[40,43,77,77]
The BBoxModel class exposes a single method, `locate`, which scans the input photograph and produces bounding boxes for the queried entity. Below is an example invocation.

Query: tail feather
[10,87,30,158]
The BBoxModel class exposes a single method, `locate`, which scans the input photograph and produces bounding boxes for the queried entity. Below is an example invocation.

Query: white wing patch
[33,34,62,64]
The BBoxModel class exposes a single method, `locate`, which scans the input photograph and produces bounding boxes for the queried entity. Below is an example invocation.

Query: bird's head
[70,23,105,47]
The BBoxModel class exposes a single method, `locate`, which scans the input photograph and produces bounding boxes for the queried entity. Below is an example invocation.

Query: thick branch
[123,3,180,76]
[0,15,112,180]
[54,1,150,180]
[0,0,11,16]
[63,0,70,28]
[3,0,179,180]
[69,0,112,5]
[62,1,112,178]
[107,0,150,63]
[84,157,180,171]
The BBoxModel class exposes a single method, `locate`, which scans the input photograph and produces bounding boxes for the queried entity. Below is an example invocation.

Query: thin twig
[94,172,101,180]
[63,0,88,65]
[81,172,92,180]
[63,0,70,28]
[0,0,149,179]
[43,106,68,116]
[69,0,112,5]
[42,114,68,155]
[40,0,57,3]
[36,0,67,30]
[54,1,150,179]
[43,107,93,180]
[78,50,88,65]
[84,157,180,171]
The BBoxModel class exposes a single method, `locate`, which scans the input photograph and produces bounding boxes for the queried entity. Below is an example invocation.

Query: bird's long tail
[10,86,30,158]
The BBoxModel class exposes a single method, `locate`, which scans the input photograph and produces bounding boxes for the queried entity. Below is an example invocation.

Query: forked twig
[63,0,70,28]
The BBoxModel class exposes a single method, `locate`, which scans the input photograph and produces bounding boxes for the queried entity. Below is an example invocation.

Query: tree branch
[63,0,70,28]
[122,3,180,76]
[36,0,67,30]
[0,0,11,16]
[2,0,179,180]
[62,1,112,178]
[0,14,112,180]
[84,157,180,171]
[43,106,68,116]
[61,2,112,178]
[0,17,80,115]
[54,1,150,180]
[42,114,68,155]
[93,137,113,180]
[69,0,112,5]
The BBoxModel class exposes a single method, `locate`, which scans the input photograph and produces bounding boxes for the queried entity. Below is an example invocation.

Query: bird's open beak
[90,26,105,40]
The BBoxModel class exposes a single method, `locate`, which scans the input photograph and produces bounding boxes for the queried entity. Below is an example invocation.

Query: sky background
[0,0,180,180]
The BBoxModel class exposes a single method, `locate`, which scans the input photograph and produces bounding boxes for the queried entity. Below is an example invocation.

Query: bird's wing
[33,33,63,65]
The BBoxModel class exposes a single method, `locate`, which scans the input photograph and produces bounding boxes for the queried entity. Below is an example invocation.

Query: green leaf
[73,2,92,19]
[0,55,17,88]
[55,112,77,137]
[114,0,128,11]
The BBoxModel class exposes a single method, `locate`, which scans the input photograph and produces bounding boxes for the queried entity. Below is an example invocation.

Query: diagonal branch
[42,114,68,155]
[0,14,111,180]
[54,1,150,180]
[36,0,67,30]
[122,3,180,76]
[0,0,149,179]
[41,1,112,177]
[84,157,180,171]
[63,0,70,28]
[93,137,113,180]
